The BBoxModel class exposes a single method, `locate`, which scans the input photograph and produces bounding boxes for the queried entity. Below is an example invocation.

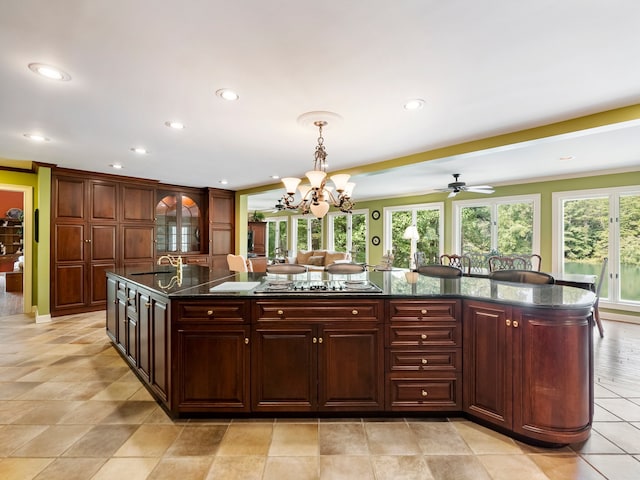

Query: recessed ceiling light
[216,89,239,101]
[559,155,575,161]
[270,175,280,180]
[28,63,71,81]
[165,121,185,129]
[130,147,148,154]
[404,98,425,110]
[110,163,123,169]
[219,179,229,185]
[23,133,50,142]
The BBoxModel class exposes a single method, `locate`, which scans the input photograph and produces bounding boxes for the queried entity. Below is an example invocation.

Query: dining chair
[489,269,554,284]
[266,264,308,274]
[416,264,463,278]
[593,257,608,338]
[325,263,366,274]
[227,254,253,272]
[488,254,542,272]
[439,254,471,275]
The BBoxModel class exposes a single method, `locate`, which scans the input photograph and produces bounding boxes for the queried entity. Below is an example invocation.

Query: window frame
[326,208,369,263]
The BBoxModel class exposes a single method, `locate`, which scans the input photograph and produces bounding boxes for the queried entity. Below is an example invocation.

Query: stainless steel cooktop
[253,279,383,294]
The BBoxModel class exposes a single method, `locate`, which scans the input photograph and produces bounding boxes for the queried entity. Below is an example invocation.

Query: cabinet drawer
[387,376,461,409]
[178,302,248,322]
[255,301,381,322]
[388,349,460,372]
[389,300,458,322]
[184,255,210,266]
[387,324,461,347]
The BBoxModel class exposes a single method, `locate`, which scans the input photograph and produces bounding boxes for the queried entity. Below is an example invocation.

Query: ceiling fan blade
[465,186,495,194]
[467,185,494,190]
[448,191,458,198]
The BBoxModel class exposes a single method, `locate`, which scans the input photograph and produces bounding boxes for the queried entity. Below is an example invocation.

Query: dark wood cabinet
[252,300,384,412]
[386,300,462,410]
[51,170,155,316]
[208,188,235,270]
[174,300,250,412]
[463,300,593,444]
[248,221,266,256]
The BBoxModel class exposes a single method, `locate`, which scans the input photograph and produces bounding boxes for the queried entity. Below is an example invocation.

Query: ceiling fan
[439,173,495,198]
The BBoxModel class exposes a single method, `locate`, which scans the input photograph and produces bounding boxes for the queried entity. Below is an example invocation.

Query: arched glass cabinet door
[156,194,201,253]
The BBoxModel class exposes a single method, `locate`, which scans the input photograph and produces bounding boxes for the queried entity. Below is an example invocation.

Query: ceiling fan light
[282,177,301,194]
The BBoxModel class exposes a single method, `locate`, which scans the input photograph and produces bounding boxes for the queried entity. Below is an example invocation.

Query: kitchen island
[106,265,596,446]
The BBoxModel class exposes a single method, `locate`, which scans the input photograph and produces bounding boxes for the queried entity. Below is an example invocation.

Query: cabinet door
[513,308,592,443]
[177,326,250,412]
[151,296,169,400]
[137,290,152,381]
[106,276,118,342]
[121,184,155,222]
[463,301,513,429]
[89,180,117,222]
[319,323,384,411]
[252,325,316,411]
[53,176,85,220]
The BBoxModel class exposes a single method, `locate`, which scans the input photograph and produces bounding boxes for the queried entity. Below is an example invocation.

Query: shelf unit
[0,217,23,255]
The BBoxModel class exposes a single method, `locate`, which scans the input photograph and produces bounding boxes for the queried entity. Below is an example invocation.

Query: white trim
[601,310,640,326]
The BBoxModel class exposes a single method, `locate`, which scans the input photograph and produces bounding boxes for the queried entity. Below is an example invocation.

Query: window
[454,195,540,271]
[292,216,322,253]
[156,194,201,253]
[266,218,288,258]
[554,186,640,308]
[384,204,443,269]
[327,210,368,263]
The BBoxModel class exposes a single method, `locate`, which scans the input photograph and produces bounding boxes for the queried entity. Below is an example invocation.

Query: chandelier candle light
[280,120,355,219]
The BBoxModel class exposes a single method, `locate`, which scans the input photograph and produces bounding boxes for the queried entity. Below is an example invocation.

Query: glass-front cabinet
[156,191,202,254]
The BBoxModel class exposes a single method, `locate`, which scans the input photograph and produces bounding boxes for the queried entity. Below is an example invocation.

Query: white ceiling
[1,1,639,211]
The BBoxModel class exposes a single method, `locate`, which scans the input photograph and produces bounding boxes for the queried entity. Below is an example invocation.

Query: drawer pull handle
[421,334,427,340]
[352,310,358,315]
[145,302,151,308]
[244,338,249,345]
[277,309,284,315]
[207,310,213,316]
[318,337,323,344]
[421,358,428,364]
[421,390,428,397]
[506,319,511,327]
[313,337,317,344]
[513,320,519,328]
[421,309,427,314]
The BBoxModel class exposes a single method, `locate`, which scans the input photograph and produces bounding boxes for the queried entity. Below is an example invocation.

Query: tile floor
[0,311,639,479]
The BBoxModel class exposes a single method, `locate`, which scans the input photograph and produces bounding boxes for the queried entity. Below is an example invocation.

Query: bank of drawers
[386,299,462,410]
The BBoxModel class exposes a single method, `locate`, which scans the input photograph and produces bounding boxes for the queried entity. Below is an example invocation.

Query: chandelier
[279,120,355,219]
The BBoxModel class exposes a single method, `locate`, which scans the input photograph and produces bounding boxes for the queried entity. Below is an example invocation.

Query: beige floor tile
[320,455,374,479]
[592,403,622,421]
[530,453,607,480]
[99,400,157,424]
[142,406,179,424]
[11,424,91,457]
[596,398,640,422]
[571,428,625,454]
[32,457,106,480]
[91,381,145,400]
[63,424,138,457]
[477,454,548,480]
[91,457,160,480]
[0,400,39,424]
[147,456,213,480]
[0,381,40,400]
[370,455,433,480]
[218,423,273,456]
[582,454,640,480]
[424,455,492,480]
[0,366,37,382]
[592,421,640,453]
[0,425,48,456]
[269,423,318,456]
[128,385,155,401]
[0,457,53,480]
[206,455,266,480]
[164,424,227,456]
[365,422,421,455]
[11,400,83,424]
[451,421,522,454]
[57,400,122,424]
[408,421,472,455]
[319,423,368,455]
[263,456,318,480]
[114,424,182,457]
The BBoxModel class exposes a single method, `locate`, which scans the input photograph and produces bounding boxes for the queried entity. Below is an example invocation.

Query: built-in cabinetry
[463,300,592,445]
[0,217,23,255]
[52,171,156,316]
[252,300,384,412]
[248,221,266,256]
[209,189,235,271]
[386,300,462,410]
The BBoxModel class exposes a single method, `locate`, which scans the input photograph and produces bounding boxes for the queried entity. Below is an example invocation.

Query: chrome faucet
[158,254,183,270]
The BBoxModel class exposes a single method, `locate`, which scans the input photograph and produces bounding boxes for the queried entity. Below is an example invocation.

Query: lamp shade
[330,174,351,192]
[403,225,420,240]
[310,201,330,218]
[282,177,301,194]
[305,170,327,189]
[298,184,312,199]
[343,182,356,197]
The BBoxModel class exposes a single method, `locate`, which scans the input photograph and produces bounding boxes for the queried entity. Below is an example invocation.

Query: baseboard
[601,311,640,325]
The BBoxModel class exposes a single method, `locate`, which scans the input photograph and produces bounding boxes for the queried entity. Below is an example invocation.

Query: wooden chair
[488,254,542,272]
[416,264,463,278]
[227,254,253,272]
[440,254,471,275]
[489,269,554,285]
[266,264,308,274]
[593,257,608,338]
[325,263,366,274]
